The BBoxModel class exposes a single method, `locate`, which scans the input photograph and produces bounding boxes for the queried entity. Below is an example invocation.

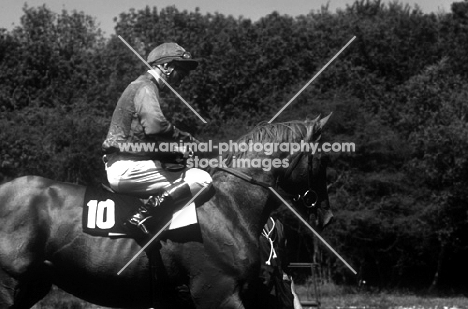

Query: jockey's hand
[183,147,194,159]
[191,137,202,144]
[173,144,193,156]
[178,130,194,142]
[183,133,203,145]
[174,145,193,163]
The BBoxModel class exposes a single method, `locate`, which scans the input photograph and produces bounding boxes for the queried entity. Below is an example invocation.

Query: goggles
[180,51,192,59]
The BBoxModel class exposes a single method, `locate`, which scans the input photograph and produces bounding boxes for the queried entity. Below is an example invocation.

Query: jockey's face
[155,63,189,88]
[168,64,189,87]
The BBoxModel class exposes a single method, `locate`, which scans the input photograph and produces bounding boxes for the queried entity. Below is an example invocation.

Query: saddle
[81,183,198,238]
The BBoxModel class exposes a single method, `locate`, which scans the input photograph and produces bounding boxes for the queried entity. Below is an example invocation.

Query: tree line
[1,0,468,293]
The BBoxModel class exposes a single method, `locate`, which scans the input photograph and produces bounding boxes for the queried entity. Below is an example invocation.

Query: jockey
[102,42,213,235]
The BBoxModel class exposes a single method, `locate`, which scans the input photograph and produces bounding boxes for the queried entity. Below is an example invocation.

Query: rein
[216,166,302,207]
[215,166,272,190]
[279,151,319,208]
[215,151,319,209]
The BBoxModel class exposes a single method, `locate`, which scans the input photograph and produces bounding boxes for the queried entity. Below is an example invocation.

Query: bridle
[216,150,322,210]
[278,150,320,209]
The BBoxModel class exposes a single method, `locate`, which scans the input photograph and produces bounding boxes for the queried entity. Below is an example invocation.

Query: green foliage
[0,106,108,184]
[1,0,468,293]
[0,5,104,111]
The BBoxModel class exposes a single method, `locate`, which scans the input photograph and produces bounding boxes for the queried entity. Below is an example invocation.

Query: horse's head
[223,114,333,230]
[274,114,333,231]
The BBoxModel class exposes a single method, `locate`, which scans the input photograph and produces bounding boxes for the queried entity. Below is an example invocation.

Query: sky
[0,0,456,37]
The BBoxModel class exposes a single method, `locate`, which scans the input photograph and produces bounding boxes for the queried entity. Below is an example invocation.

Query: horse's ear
[319,112,332,129]
[310,113,332,141]
[305,114,321,125]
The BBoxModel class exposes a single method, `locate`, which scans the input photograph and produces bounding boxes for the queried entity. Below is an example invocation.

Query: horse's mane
[220,118,322,168]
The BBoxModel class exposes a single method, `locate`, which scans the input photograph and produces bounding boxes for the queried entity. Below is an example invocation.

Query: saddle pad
[82,186,198,237]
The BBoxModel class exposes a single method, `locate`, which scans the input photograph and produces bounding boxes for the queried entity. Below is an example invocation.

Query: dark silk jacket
[102,73,190,161]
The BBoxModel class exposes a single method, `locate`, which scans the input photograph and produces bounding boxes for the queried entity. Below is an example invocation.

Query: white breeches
[105,159,212,197]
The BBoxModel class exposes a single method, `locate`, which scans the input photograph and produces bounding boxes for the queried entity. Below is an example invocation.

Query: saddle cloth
[82,186,197,237]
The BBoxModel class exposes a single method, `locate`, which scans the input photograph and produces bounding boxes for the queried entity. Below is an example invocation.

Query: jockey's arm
[130,85,195,160]
[135,85,194,143]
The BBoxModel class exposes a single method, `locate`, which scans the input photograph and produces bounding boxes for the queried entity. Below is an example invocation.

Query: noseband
[215,151,322,209]
[280,151,320,209]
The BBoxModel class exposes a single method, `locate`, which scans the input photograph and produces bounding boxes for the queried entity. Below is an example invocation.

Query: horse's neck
[213,170,273,237]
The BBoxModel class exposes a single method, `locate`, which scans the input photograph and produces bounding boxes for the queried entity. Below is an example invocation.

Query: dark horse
[0,116,331,309]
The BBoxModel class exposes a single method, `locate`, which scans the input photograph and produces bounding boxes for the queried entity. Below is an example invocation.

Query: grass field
[31,285,468,309]
[296,283,468,309]
[320,294,467,309]
[33,286,468,309]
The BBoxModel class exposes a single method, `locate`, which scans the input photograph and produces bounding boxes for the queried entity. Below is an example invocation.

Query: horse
[0,116,332,309]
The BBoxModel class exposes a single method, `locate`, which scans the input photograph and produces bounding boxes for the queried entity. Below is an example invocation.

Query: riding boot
[126,182,192,235]
[126,204,152,234]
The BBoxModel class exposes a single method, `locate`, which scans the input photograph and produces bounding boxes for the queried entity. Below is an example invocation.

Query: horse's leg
[0,265,52,309]
[0,267,16,307]
[0,262,52,309]
[218,294,244,309]
[190,277,245,309]
[14,264,53,309]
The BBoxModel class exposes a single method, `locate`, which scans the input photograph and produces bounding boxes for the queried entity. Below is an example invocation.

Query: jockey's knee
[184,168,212,191]
[184,168,214,206]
